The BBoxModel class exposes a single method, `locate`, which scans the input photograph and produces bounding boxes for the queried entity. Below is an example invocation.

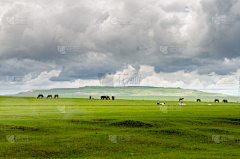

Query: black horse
[101,96,107,100]
[37,94,44,99]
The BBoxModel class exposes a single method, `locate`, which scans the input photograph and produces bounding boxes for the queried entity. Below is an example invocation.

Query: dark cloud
[0,0,240,95]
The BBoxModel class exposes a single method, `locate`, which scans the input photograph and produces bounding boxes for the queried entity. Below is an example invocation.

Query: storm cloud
[0,0,240,95]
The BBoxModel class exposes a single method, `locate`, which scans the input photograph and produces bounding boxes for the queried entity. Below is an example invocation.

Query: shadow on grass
[110,120,153,128]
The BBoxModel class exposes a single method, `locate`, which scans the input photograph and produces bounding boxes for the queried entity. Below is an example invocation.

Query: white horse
[178,102,186,105]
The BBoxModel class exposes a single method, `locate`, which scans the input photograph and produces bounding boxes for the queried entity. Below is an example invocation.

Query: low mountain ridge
[17,86,227,96]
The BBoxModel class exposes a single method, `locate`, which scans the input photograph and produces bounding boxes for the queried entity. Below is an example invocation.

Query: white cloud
[0,0,240,95]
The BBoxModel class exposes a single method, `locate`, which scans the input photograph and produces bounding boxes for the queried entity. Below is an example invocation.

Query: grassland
[0,96,239,158]
[15,94,239,103]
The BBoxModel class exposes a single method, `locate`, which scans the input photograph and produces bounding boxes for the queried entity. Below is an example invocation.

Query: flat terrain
[16,95,238,102]
[0,96,239,158]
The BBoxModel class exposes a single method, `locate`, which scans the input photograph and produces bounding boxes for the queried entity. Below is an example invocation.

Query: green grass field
[0,96,239,158]
[15,95,239,102]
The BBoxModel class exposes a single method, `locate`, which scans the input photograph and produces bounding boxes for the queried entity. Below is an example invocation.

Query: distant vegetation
[17,86,227,96]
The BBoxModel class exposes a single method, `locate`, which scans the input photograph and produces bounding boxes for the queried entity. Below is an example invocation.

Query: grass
[14,95,239,102]
[0,96,239,158]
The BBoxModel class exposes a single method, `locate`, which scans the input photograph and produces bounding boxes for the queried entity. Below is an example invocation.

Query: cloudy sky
[0,0,240,95]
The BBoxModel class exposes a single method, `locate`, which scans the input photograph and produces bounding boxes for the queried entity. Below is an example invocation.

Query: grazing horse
[112,96,115,100]
[222,99,228,103]
[54,94,59,99]
[179,102,186,105]
[106,96,110,100]
[37,94,44,99]
[197,99,201,102]
[179,98,184,102]
[101,96,107,100]
[47,95,52,99]
[89,96,91,100]
[214,99,219,103]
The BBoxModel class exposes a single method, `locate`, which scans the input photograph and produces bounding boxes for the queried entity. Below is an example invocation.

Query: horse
[179,98,184,102]
[157,103,166,105]
[101,96,107,100]
[178,102,186,105]
[214,99,219,103]
[222,99,228,103]
[47,95,52,99]
[197,99,201,102]
[112,96,115,100]
[106,96,110,100]
[37,94,44,99]
[54,94,59,99]
[89,96,91,100]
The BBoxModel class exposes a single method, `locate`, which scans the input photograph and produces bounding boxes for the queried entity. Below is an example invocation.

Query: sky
[0,0,240,95]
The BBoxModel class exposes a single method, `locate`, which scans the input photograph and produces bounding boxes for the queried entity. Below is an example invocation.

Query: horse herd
[37,94,115,100]
[36,95,229,103]
[100,96,115,100]
[178,98,228,103]
[37,94,59,99]
[89,96,115,100]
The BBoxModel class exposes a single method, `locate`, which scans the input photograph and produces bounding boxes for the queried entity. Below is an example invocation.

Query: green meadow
[15,95,238,103]
[0,96,239,158]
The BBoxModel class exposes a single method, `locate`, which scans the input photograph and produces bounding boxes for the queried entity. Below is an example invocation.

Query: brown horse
[179,98,184,102]
[37,94,44,99]
[47,95,52,99]
[54,94,59,99]
[89,96,91,99]
[197,99,201,102]
[214,99,219,103]
[222,99,228,103]
[106,96,110,100]
[112,96,115,100]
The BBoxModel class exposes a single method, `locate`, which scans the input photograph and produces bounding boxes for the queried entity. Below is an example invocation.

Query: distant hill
[16,86,228,96]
